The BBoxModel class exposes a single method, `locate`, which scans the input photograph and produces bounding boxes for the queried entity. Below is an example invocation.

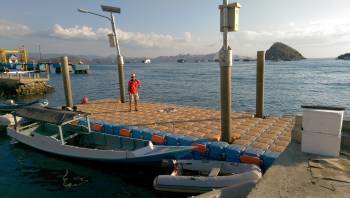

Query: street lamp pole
[78,6,126,103]
[109,12,126,103]
[219,1,241,143]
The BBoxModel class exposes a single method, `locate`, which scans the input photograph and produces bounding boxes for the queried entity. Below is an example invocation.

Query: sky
[1,0,350,58]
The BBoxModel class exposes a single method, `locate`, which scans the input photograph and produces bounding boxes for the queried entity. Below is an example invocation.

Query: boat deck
[77,99,295,153]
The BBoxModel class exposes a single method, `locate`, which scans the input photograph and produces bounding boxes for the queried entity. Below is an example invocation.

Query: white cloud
[49,24,196,50]
[231,19,350,57]
[184,32,192,42]
[0,20,31,36]
[50,24,98,40]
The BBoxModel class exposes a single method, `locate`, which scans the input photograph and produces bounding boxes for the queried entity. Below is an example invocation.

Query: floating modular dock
[77,99,295,155]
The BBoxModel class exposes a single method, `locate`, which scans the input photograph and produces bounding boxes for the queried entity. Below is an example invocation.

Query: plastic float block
[165,134,180,146]
[178,136,198,146]
[131,128,144,139]
[243,146,265,158]
[92,123,104,132]
[151,134,166,145]
[142,130,155,141]
[192,141,211,160]
[261,151,280,172]
[103,124,114,134]
[192,142,209,154]
[208,141,229,160]
[225,144,246,163]
[154,131,170,136]
[79,120,88,126]
[179,152,194,160]
[240,155,262,166]
[112,125,127,136]
[119,128,132,137]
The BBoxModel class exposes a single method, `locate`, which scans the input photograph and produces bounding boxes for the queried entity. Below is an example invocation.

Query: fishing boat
[7,106,195,163]
[0,99,48,114]
[142,58,151,64]
[153,159,262,194]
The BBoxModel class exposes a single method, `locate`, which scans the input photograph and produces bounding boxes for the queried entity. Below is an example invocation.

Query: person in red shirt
[128,73,141,111]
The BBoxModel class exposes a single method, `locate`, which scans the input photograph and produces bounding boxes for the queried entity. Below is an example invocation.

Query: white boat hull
[7,127,192,162]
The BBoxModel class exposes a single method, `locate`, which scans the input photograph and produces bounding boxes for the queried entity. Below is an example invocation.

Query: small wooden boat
[7,106,194,163]
[0,99,48,114]
[153,160,262,194]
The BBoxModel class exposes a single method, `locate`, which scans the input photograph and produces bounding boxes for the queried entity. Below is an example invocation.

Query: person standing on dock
[128,73,141,111]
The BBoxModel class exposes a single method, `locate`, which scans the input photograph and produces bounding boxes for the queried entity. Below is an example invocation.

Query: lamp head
[78,8,88,13]
[101,5,121,13]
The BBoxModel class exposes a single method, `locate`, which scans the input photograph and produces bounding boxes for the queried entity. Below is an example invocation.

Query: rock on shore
[266,42,305,61]
[0,80,54,97]
[337,53,350,60]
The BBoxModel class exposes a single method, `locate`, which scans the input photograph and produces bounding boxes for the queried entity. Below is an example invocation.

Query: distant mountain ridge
[28,52,247,65]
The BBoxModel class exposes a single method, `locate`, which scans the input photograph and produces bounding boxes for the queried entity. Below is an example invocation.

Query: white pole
[87,117,91,133]
[111,14,121,55]
[58,125,65,145]
[223,0,228,50]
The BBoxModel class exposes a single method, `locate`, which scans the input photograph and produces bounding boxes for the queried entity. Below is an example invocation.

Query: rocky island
[266,42,305,61]
[337,53,350,60]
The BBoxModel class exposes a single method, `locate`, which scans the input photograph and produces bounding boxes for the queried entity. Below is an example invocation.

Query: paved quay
[76,99,295,152]
[248,142,350,198]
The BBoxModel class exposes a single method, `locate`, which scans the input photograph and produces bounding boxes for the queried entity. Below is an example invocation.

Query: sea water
[1,59,349,197]
[44,59,350,116]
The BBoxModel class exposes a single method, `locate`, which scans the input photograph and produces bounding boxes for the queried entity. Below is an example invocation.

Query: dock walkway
[77,99,295,153]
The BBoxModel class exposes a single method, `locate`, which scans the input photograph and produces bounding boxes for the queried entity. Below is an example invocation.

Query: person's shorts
[129,93,139,102]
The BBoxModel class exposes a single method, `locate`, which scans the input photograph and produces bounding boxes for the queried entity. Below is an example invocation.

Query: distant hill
[337,53,350,60]
[266,42,305,61]
[28,52,248,65]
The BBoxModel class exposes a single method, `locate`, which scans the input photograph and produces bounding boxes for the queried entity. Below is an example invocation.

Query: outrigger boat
[7,106,195,162]
[153,160,262,194]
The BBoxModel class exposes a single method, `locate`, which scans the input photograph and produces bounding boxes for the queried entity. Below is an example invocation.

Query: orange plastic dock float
[77,99,295,153]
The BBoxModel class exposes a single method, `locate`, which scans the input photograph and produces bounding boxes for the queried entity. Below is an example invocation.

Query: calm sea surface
[1,59,350,197]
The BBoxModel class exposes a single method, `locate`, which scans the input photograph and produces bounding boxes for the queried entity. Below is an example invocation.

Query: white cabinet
[301,106,345,157]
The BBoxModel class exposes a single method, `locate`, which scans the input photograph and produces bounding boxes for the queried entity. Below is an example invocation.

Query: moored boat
[7,106,194,163]
[142,58,151,64]
[177,59,186,63]
[153,159,262,194]
[0,99,48,114]
[72,61,90,74]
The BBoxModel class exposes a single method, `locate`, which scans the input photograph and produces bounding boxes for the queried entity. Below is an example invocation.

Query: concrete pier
[248,142,350,198]
[77,99,295,153]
